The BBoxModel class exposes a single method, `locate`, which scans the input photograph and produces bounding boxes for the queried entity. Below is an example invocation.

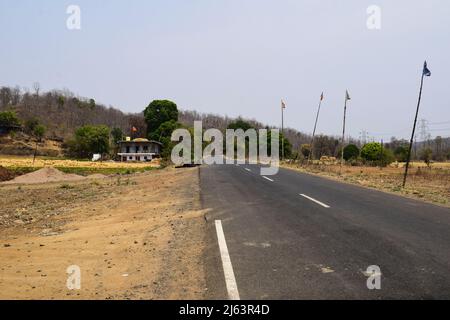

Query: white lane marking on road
[215,220,240,300]
[244,168,252,172]
[299,194,330,208]
[262,176,274,182]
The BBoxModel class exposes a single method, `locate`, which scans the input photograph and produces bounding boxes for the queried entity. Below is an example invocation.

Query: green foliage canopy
[361,142,394,166]
[0,111,21,127]
[144,100,179,137]
[343,144,360,161]
[67,125,110,158]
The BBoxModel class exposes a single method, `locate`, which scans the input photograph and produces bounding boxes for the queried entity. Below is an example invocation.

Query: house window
[143,145,148,152]
[126,146,130,153]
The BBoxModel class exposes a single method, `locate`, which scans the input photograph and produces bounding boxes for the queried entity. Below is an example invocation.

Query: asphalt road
[201,163,450,299]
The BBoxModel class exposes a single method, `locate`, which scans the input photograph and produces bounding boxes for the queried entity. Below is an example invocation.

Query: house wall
[120,143,160,154]
[121,154,152,162]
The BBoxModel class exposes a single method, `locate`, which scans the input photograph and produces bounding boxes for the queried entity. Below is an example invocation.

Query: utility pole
[403,61,431,187]
[281,99,286,160]
[308,92,324,163]
[340,90,350,174]
[32,140,38,165]
[380,139,384,169]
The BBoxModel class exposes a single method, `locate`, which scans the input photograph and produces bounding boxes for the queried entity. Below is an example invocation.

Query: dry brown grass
[0,155,160,169]
[282,162,450,207]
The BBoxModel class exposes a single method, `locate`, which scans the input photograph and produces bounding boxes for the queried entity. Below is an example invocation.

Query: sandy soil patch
[0,167,206,299]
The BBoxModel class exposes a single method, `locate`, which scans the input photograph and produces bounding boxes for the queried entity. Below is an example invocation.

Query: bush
[361,142,394,166]
[0,111,21,127]
[420,148,433,167]
[66,125,110,159]
[24,118,40,134]
[343,144,359,161]
[33,124,46,140]
[300,144,311,158]
[394,145,409,162]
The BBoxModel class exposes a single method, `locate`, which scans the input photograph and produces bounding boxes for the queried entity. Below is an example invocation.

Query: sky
[0,0,449,141]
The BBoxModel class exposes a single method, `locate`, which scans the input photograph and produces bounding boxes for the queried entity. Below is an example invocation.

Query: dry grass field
[283,161,450,207]
[0,155,160,169]
[0,155,161,177]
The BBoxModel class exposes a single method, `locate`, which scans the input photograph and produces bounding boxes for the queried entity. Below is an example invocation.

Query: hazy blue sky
[1,0,449,140]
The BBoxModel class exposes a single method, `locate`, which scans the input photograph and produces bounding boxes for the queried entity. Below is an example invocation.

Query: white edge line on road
[244,168,251,172]
[299,194,330,208]
[215,220,240,300]
[262,176,274,182]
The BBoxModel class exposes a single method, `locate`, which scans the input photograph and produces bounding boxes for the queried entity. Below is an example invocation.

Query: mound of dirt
[1,167,85,185]
[0,166,15,182]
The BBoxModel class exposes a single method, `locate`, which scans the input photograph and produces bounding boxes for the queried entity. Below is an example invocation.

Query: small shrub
[343,144,360,161]
[0,111,21,127]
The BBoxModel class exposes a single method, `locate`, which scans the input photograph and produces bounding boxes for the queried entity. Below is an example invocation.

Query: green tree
[156,121,184,159]
[343,144,359,161]
[24,118,40,134]
[144,100,179,137]
[88,99,96,110]
[394,145,409,162]
[420,147,433,167]
[361,142,394,166]
[0,111,21,127]
[300,144,311,158]
[361,142,382,162]
[57,96,65,109]
[67,125,110,158]
[111,127,123,144]
[151,120,181,141]
[266,130,292,159]
[227,119,253,131]
[33,124,46,141]
[226,119,254,158]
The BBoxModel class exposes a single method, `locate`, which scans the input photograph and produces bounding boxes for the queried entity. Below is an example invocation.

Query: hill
[1,85,448,160]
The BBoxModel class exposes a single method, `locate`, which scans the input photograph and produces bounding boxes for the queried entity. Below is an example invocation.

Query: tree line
[1,85,449,162]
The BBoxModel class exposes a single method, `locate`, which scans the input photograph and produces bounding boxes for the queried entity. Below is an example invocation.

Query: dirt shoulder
[0,167,206,299]
[281,163,449,208]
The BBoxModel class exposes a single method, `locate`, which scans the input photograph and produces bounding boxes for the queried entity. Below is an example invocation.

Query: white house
[117,138,162,162]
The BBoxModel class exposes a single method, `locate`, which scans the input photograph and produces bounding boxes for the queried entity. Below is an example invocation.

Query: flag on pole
[345,90,351,101]
[423,61,431,77]
[281,99,286,109]
[320,92,324,101]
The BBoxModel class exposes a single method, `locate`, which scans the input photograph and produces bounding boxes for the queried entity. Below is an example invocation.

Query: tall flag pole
[281,99,286,160]
[403,61,431,187]
[340,90,351,174]
[308,92,324,163]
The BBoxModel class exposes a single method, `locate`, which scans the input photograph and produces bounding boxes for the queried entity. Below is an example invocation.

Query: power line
[428,127,450,132]
[428,120,450,125]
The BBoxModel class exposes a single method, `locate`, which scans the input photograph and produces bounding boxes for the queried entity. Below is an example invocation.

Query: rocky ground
[0,167,207,299]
